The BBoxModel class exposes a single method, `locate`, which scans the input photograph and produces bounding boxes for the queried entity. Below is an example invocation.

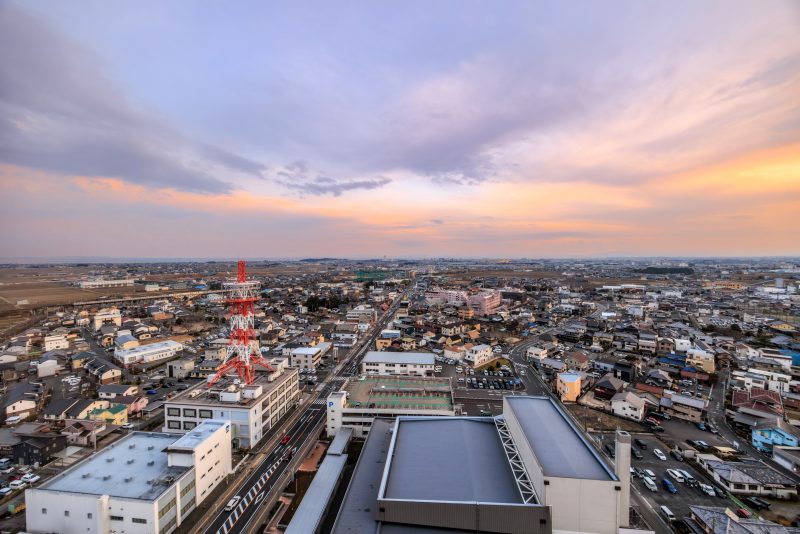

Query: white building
[360,351,434,377]
[326,376,455,438]
[43,334,69,352]
[289,342,331,370]
[526,345,548,362]
[464,344,493,367]
[78,278,135,289]
[25,420,231,534]
[611,391,646,422]
[163,369,299,449]
[346,305,377,324]
[115,340,184,366]
[92,308,122,331]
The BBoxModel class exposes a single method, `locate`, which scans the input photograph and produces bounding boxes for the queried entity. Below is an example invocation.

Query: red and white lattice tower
[208,260,274,386]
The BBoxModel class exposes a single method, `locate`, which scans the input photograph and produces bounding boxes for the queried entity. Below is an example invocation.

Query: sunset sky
[1,1,799,259]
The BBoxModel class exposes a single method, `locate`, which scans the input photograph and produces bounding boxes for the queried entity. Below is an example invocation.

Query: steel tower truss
[208,260,274,386]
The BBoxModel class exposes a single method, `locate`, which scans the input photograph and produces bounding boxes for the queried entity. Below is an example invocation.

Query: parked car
[8,480,25,490]
[631,448,643,460]
[670,450,683,462]
[699,483,716,496]
[735,508,751,519]
[696,422,707,431]
[661,478,678,494]
[634,438,647,449]
[642,477,657,492]
[653,449,667,461]
[21,474,40,484]
[604,443,615,458]
[121,423,135,430]
[649,425,665,433]
[666,469,685,483]
[146,389,158,395]
[644,469,656,479]
[0,487,12,496]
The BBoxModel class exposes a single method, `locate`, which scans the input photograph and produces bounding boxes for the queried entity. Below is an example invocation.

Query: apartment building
[163,369,299,449]
[43,334,69,352]
[25,420,231,534]
[465,344,493,367]
[92,308,122,331]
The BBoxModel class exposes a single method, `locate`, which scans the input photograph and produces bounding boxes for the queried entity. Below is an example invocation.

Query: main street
[198,287,409,534]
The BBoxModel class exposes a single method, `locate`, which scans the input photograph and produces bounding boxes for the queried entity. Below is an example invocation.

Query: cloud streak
[0,4,267,193]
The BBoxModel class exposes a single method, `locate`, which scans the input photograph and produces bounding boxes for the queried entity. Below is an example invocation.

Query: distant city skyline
[1,1,799,258]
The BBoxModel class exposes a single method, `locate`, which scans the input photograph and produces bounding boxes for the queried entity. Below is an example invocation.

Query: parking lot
[432,356,527,416]
[599,433,732,526]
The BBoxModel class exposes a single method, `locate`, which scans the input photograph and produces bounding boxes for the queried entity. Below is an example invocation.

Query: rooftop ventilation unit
[147,445,154,450]
[81,473,90,479]
[106,457,114,462]
[103,475,111,481]
[129,444,135,449]
[126,459,134,464]
[124,477,133,483]
[147,460,155,466]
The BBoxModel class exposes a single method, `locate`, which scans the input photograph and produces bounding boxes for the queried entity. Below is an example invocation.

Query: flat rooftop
[344,376,452,411]
[383,417,522,503]
[167,369,296,408]
[362,351,435,366]
[167,419,226,451]
[505,396,615,481]
[43,432,187,500]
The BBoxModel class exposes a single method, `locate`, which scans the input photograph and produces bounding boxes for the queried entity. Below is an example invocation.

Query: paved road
[199,289,409,534]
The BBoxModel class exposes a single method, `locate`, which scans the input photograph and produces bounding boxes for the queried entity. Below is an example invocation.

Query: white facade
[163,370,299,449]
[361,352,434,377]
[526,346,547,362]
[290,346,323,369]
[115,340,184,366]
[43,334,69,352]
[25,421,231,534]
[79,278,135,289]
[464,344,493,367]
[92,308,122,331]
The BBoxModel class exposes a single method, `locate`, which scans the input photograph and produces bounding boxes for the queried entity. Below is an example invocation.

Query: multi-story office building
[326,376,455,438]
[25,420,231,534]
[360,351,435,377]
[162,369,299,449]
[78,278,135,289]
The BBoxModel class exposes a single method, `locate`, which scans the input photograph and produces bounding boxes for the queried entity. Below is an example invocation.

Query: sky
[1,1,799,260]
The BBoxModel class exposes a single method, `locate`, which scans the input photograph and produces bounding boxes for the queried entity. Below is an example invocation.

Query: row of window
[180,478,195,497]
[109,515,147,524]
[167,420,197,430]
[167,407,213,418]
[159,516,177,534]
[158,497,176,518]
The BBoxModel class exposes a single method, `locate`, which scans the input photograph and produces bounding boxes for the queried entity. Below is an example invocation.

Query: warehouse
[114,340,184,366]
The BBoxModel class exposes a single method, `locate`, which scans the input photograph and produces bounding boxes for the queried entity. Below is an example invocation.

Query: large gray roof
[42,432,188,500]
[383,418,522,503]
[505,396,615,481]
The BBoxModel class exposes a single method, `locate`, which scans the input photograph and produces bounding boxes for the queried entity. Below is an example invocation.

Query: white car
[666,469,685,483]
[654,449,667,461]
[8,480,25,490]
[643,469,656,479]
[0,487,12,496]
[21,474,40,484]
[225,496,241,512]
[699,483,715,496]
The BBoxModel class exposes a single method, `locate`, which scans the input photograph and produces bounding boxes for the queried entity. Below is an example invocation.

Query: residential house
[611,392,646,422]
[564,351,590,371]
[61,419,106,446]
[696,454,797,499]
[98,384,139,399]
[87,403,128,425]
[593,374,625,401]
[660,393,706,422]
[556,371,582,402]
[751,418,799,454]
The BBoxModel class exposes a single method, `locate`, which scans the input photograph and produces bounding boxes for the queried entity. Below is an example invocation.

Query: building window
[183,421,196,430]
[167,420,181,430]
[183,408,197,418]
[64,511,69,517]
[110,515,123,521]
[167,408,180,416]
[199,409,212,419]
[158,498,176,518]
[132,518,147,524]
[181,479,195,497]
[41,508,47,515]
[87,513,93,519]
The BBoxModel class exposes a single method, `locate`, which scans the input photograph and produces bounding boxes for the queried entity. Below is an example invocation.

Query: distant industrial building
[114,340,184,367]
[78,278,135,289]
[360,351,435,377]
[25,420,231,534]
[326,376,455,438]
[330,396,631,534]
[162,369,299,449]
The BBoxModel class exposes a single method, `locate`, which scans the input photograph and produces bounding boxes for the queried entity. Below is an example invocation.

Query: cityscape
[1,2,799,534]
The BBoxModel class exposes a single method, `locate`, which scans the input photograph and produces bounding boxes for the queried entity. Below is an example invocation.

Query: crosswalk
[310,398,326,406]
